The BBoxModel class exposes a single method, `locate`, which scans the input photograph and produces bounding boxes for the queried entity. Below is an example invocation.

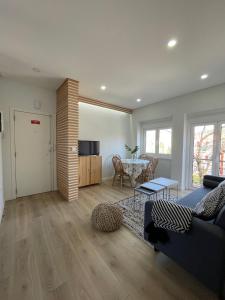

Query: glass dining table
[121,158,149,187]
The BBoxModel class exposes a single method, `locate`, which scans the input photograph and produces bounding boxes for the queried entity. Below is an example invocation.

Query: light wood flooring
[0,181,217,300]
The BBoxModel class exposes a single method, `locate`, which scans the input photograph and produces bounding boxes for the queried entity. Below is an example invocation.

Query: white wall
[155,158,172,179]
[79,102,132,179]
[133,83,225,188]
[0,78,56,200]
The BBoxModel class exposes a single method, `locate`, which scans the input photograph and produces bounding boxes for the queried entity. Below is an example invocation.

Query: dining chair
[113,154,121,159]
[151,157,159,179]
[139,154,153,161]
[112,156,132,188]
[137,157,159,183]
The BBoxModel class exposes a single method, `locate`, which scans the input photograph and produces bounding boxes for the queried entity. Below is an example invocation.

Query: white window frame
[142,126,172,159]
[185,111,225,189]
[187,121,216,189]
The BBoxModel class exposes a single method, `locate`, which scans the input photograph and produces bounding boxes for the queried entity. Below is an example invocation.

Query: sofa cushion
[178,187,212,209]
[195,186,225,220]
[219,180,225,188]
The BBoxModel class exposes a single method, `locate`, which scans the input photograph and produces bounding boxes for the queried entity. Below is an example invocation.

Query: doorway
[14,111,53,197]
[189,121,225,188]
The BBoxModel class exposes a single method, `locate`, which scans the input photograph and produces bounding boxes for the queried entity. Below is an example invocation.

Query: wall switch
[71,146,77,154]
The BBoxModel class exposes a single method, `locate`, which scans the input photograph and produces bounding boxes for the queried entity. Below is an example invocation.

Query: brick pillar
[56,79,79,201]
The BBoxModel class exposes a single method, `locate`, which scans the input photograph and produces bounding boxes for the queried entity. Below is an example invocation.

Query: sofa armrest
[144,198,225,246]
[144,200,155,241]
[144,199,225,295]
[203,175,225,188]
[144,199,225,255]
[185,217,225,293]
[144,200,154,224]
[190,216,225,245]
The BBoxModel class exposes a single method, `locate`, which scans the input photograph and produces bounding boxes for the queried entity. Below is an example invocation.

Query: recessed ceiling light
[201,74,208,80]
[167,39,177,48]
[100,85,106,90]
[136,98,141,102]
[32,67,40,73]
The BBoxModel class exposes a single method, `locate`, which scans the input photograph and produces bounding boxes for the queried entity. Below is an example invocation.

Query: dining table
[121,158,149,187]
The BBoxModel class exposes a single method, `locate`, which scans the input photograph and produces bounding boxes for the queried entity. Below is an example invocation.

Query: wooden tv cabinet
[79,155,102,187]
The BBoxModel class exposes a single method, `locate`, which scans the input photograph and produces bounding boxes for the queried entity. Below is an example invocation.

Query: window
[145,130,156,153]
[144,127,172,156]
[189,122,225,188]
[159,128,172,155]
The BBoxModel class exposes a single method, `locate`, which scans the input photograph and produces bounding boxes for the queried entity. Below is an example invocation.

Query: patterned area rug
[116,192,178,240]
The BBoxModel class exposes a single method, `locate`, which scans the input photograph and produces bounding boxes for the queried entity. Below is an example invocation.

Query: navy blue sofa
[144,175,225,298]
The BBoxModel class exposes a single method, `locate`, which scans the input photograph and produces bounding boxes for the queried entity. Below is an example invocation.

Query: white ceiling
[1,0,225,109]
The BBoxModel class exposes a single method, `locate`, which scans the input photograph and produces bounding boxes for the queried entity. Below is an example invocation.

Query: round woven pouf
[91,203,123,232]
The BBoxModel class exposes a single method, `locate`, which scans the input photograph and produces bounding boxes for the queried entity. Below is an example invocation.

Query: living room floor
[0,181,217,300]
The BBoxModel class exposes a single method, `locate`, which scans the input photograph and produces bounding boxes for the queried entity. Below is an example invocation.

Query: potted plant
[125,144,139,160]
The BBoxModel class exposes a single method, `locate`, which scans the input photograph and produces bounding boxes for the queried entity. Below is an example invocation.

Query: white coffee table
[133,177,179,212]
[150,177,179,201]
[134,182,165,211]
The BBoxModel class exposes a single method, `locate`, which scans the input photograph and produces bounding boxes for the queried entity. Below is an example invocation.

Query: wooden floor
[0,181,217,300]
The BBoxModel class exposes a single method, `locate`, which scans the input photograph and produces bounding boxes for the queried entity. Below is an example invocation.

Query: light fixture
[136,98,141,102]
[201,74,208,80]
[100,85,106,90]
[167,39,177,48]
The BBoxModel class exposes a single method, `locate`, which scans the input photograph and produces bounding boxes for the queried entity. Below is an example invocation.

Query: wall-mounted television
[79,140,100,156]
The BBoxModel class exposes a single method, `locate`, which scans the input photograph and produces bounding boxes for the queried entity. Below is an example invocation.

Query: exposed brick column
[56,79,79,201]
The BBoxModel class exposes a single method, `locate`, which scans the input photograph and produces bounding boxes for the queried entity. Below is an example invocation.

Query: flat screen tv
[79,140,100,156]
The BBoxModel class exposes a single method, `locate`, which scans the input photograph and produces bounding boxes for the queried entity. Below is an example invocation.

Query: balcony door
[189,122,225,188]
[219,123,225,177]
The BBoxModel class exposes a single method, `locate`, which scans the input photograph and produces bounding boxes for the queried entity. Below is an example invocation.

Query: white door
[14,111,52,197]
